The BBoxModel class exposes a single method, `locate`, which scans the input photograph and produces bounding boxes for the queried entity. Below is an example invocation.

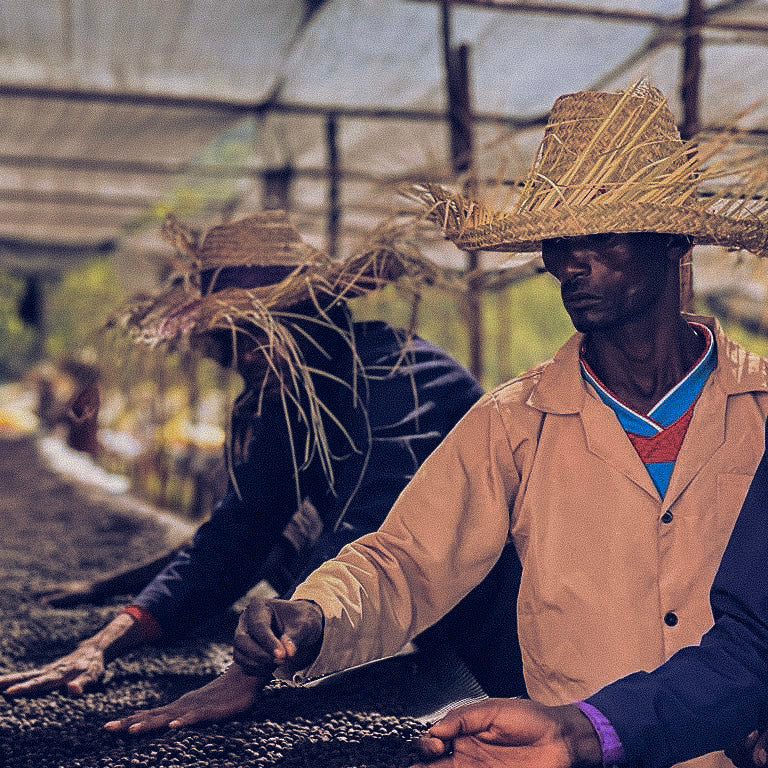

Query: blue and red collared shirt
[580,322,717,497]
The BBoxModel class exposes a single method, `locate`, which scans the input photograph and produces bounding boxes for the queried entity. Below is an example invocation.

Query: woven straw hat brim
[142,290,289,343]
[446,201,768,257]
[126,278,346,344]
[120,249,428,345]
[114,208,453,346]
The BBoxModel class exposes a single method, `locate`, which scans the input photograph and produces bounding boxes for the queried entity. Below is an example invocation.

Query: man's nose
[560,248,594,280]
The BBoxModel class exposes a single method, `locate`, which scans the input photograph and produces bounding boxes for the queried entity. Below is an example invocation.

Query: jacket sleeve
[587,422,768,768]
[131,408,313,638]
[290,393,520,679]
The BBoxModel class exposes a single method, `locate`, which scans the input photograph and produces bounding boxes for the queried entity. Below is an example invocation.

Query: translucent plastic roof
[0,0,766,279]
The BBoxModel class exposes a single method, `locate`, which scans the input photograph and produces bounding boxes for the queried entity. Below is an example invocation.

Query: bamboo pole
[326,114,340,260]
[679,0,704,314]
[442,1,484,381]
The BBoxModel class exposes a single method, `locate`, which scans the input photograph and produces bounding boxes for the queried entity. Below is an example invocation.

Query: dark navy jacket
[588,421,768,768]
[133,316,483,636]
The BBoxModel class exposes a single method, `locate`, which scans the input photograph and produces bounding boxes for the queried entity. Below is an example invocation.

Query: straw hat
[117,209,440,345]
[406,81,768,257]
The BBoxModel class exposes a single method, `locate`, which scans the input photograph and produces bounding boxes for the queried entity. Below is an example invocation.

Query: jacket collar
[698,314,768,396]
[527,314,768,415]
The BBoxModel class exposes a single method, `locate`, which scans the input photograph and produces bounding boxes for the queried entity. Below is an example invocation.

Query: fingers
[0,669,43,696]
[427,711,468,741]
[272,600,323,671]
[1,670,70,696]
[753,730,768,767]
[0,651,103,697]
[727,730,761,768]
[418,733,453,757]
[233,598,323,678]
[104,706,206,735]
[427,702,498,742]
[232,625,280,676]
[104,709,175,735]
[234,601,286,670]
[66,670,97,695]
[0,669,44,688]
[104,699,228,734]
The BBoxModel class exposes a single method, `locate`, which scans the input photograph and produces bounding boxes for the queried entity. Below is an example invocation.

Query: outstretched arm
[0,612,146,696]
[103,596,324,734]
[35,544,191,607]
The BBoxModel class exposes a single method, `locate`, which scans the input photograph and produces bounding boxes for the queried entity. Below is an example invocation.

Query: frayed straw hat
[115,209,442,345]
[111,209,447,514]
[406,81,768,257]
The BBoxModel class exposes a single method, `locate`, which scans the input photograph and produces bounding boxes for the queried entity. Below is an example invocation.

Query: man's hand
[0,644,106,696]
[232,597,324,677]
[727,727,768,768]
[0,612,144,697]
[411,699,603,768]
[104,663,265,734]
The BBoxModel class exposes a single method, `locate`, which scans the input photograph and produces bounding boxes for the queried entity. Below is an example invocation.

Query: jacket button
[661,511,674,524]
[664,611,678,627]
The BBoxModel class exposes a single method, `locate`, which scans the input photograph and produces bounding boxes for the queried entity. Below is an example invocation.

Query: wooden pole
[263,164,295,211]
[442,1,483,381]
[326,114,340,260]
[681,0,703,141]
[679,0,704,313]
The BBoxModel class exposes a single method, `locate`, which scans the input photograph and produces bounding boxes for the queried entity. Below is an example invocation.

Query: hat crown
[197,210,322,270]
[522,83,691,211]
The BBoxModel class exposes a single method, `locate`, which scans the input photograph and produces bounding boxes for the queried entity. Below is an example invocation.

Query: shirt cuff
[123,605,163,642]
[577,701,626,767]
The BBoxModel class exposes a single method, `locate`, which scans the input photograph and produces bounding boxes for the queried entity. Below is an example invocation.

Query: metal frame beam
[0,83,546,129]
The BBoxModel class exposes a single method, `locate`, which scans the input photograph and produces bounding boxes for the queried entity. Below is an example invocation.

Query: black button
[661,511,674,524]
[664,611,678,627]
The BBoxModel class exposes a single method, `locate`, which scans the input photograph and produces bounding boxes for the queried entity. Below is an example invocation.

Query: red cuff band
[123,605,163,642]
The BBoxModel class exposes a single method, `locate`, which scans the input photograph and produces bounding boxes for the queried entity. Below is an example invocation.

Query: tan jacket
[292,317,768,766]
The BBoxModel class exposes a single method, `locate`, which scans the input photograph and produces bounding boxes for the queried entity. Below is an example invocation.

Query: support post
[442,1,483,380]
[263,164,295,211]
[326,114,340,260]
[679,0,704,314]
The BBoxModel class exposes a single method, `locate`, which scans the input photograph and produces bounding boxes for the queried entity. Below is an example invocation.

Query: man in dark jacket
[0,210,483,701]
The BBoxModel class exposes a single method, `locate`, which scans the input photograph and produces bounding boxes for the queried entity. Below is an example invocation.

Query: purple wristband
[576,701,626,767]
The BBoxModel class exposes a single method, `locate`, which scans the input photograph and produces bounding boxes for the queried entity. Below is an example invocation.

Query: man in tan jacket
[104,84,768,768]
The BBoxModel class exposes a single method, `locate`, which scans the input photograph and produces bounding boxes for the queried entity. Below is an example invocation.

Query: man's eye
[592,233,619,246]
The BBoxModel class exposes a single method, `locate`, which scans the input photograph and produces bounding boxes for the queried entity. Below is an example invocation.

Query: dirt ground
[0,434,432,768]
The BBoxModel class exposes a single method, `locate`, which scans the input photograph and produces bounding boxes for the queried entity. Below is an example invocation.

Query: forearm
[88,545,191,598]
[81,612,147,664]
[131,512,274,634]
